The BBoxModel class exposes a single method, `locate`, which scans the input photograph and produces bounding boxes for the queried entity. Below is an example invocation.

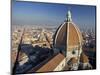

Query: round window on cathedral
[72,49,76,54]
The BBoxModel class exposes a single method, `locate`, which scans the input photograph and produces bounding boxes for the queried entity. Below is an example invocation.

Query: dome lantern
[66,10,72,22]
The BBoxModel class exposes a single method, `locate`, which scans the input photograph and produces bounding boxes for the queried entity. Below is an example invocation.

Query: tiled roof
[68,22,80,46]
[69,57,78,64]
[36,53,65,72]
[80,53,89,63]
[54,21,83,51]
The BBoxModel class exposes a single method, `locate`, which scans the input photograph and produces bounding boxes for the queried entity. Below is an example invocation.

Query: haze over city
[11,1,96,74]
[12,1,96,30]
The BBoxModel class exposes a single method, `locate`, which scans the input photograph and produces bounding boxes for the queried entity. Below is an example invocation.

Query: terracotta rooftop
[36,53,65,72]
[68,22,80,46]
[69,57,78,64]
[53,22,83,50]
[80,53,89,63]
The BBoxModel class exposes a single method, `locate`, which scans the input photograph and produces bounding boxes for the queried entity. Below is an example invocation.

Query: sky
[12,1,96,30]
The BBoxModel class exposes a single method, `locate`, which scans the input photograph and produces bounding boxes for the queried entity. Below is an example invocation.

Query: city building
[12,10,93,74]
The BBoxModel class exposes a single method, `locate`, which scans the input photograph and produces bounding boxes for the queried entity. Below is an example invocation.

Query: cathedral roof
[70,57,78,64]
[36,53,65,72]
[53,10,83,51]
[80,53,89,63]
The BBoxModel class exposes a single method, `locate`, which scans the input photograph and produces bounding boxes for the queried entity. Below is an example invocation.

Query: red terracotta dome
[53,10,83,52]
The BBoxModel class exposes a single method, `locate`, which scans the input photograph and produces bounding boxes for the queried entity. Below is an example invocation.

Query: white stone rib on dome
[54,22,66,46]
